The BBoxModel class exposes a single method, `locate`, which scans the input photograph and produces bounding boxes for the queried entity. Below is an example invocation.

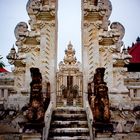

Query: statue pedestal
[22,133,41,140]
[19,122,45,134]
[93,122,114,138]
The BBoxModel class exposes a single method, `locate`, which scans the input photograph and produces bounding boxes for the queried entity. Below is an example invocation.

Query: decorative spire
[11,44,16,51]
[136,36,140,43]
[63,42,77,65]
[7,45,16,59]
[122,45,127,54]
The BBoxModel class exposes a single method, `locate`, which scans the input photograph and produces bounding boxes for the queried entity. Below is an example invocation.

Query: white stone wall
[7,0,58,106]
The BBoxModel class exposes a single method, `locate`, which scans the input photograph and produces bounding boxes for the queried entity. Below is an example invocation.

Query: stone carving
[89,67,110,122]
[26,0,55,16]
[14,22,29,41]
[26,0,41,15]
[7,46,17,65]
[101,0,112,30]
[42,0,49,5]
[92,0,98,6]
[63,42,77,65]
[7,46,26,68]
[110,22,125,51]
[26,68,44,123]
[113,47,132,67]
[110,22,125,41]
[57,43,83,107]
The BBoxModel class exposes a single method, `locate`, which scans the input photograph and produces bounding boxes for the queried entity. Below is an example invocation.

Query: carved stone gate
[56,43,83,107]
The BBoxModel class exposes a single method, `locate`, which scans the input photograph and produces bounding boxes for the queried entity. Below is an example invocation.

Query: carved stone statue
[88,83,93,105]
[90,67,110,123]
[93,68,105,96]
[26,68,44,123]
[14,22,28,41]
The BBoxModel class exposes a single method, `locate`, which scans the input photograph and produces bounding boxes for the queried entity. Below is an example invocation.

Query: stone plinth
[19,122,45,134]
[22,133,41,140]
[93,122,113,138]
[0,134,21,140]
[95,136,114,140]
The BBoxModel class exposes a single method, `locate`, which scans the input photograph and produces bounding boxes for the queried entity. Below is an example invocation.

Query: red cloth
[0,68,9,73]
[129,42,140,63]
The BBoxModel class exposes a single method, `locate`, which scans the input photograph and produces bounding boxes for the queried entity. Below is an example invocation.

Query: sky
[0,0,140,71]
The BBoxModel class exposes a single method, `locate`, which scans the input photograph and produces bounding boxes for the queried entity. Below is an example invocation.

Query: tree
[0,55,5,68]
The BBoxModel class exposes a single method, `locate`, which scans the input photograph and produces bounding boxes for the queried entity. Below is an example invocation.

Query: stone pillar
[130,89,134,98]
[4,89,8,100]
[137,89,140,97]
[64,75,67,87]
[73,75,76,86]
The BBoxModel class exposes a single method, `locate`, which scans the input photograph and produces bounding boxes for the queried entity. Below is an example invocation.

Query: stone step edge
[49,127,89,133]
[51,120,88,124]
[54,107,85,111]
[53,113,86,117]
[48,136,91,140]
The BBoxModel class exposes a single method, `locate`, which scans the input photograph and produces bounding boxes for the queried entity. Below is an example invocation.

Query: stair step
[52,114,86,121]
[49,128,89,137]
[54,107,85,114]
[51,120,88,128]
[48,107,90,139]
[48,136,91,140]
[50,127,89,133]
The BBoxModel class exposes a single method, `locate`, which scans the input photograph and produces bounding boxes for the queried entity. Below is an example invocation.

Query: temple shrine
[0,0,140,140]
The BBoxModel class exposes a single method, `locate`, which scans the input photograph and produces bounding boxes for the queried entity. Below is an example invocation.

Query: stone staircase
[48,107,91,140]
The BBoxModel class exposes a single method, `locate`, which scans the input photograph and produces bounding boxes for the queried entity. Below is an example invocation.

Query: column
[73,75,76,86]
[4,89,8,100]
[137,89,140,97]
[64,75,67,87]
[130,89,134,98]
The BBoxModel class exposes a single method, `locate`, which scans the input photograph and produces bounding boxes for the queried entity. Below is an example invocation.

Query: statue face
[32,100,40,108]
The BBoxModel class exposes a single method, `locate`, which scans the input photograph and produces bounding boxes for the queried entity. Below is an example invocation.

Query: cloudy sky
[0,0,140,71]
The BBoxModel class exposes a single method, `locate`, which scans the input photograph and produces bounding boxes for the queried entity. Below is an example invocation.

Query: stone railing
[84,92,94,140]
[42,101,54,140]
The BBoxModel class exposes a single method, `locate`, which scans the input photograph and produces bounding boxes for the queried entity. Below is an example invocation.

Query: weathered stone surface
[56,43,83,107]
[22,133,41,140]
[88,67,110,123]
[1,0,140,140]
[48,107,90,140]
[7,0,58,104]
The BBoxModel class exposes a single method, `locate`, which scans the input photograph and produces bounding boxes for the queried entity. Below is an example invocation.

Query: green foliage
[0,55,5,68]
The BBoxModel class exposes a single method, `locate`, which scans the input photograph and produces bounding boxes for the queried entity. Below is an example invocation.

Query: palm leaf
[0,56,5,68]
[0,62,5,68]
